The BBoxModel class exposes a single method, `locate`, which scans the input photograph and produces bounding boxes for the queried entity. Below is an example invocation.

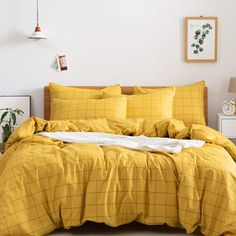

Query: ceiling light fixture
[28,0,46,39]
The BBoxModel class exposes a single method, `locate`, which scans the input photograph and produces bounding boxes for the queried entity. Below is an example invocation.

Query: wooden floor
[49,222,203,236]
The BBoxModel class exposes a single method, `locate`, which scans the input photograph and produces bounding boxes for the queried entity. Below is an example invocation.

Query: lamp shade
[28,26,46,39]
[228,78,236,93]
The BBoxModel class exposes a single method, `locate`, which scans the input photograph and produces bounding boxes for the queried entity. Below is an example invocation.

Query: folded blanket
[38,131,205,154]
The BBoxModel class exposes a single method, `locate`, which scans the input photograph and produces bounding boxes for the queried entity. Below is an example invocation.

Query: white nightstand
[217,113,236,138]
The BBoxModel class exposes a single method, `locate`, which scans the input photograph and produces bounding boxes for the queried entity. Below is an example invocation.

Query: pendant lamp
[29,0,46,39]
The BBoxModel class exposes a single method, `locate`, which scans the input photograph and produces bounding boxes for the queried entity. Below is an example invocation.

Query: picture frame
[0,96,31,142]
[185,16,218,63]
[51,55,68,71]
[58,55,68,71]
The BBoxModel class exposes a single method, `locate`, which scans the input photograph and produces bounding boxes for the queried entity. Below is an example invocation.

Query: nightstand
[217,113,236,138]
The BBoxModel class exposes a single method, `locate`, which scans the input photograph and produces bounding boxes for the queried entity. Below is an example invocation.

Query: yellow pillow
[49,83,121,100]
[50,97,126,120]
[126,87,175,120]
[134,81,205,125]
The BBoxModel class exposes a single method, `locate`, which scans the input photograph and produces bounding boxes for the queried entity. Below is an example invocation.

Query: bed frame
[44,86,208,124]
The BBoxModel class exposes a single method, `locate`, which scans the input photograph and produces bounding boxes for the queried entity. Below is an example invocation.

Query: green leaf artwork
[191,23,213,55]
[0,108,24,143]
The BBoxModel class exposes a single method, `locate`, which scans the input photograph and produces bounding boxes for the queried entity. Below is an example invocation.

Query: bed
[0,83,236,236]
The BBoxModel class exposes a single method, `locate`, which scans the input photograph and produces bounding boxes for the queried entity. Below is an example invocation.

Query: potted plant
[0,108,24,145]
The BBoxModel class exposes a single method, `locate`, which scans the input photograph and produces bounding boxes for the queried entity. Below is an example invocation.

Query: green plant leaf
[15,109,24,116]
[0,112,8,123]
[199,39,204,45]
[15,109,20,115]
[11,112,16,125]
[2,124,11,142]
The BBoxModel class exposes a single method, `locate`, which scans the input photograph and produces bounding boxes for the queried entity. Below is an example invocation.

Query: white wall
[1,0,236,128]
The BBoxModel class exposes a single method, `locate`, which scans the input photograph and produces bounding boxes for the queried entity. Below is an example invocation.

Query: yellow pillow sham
[49,83,121,100]
[126,87,176,120]
[50,97,126,120]
[133,81,205,125]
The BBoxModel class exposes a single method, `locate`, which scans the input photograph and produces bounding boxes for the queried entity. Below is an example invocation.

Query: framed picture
[51,55,68,71]
[0,96,31,142]
[58,55,68,71]
[185,17,218,62]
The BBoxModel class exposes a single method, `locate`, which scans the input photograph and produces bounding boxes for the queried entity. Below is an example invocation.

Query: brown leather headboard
[44,86,208,124]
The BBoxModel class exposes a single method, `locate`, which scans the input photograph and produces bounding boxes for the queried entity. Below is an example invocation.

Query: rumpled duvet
[0,116,236,236]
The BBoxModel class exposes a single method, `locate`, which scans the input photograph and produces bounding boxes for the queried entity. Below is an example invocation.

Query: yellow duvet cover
[0,117,236,236]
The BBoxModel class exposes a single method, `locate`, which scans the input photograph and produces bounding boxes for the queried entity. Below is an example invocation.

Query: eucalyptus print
[191,23,213,55]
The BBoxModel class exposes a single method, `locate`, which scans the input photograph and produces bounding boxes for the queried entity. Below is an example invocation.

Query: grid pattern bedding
[0,117,236,236]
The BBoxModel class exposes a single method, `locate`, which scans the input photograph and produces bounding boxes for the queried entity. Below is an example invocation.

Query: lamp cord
[36,0,39,27]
